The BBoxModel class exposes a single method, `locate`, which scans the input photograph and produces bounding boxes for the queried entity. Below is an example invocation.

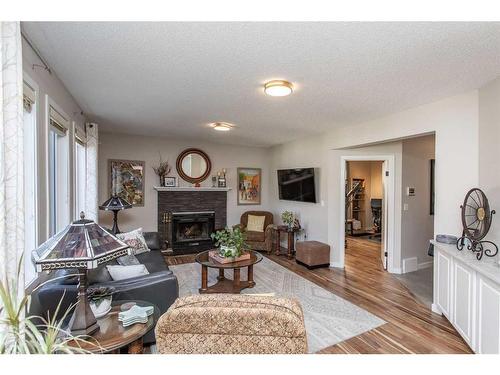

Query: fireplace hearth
[171,211,215,253]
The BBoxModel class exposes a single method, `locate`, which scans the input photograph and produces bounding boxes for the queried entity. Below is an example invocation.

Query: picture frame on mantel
[109,159,145,206]
[237,168,261,205]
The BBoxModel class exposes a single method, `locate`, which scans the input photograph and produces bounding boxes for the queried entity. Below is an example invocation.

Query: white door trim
[339,154,397,273]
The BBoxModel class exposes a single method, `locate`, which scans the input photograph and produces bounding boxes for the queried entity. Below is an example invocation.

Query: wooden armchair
[234,211,274,254]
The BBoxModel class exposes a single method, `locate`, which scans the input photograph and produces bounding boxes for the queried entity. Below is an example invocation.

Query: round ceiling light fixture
[264,80,294,97]
[210,122,234,131]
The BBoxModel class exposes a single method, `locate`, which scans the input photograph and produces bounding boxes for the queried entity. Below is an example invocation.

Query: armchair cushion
[247,214,266,232]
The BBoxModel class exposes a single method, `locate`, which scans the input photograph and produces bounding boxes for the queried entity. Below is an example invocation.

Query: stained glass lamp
[99,195,132,234]
[32,212,130,335]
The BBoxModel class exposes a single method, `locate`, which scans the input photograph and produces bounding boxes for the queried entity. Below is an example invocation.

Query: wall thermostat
[407,187,415,196]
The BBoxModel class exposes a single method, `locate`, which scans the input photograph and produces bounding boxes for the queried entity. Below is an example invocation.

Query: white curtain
[0,22,24,285]
[85,122,98,222]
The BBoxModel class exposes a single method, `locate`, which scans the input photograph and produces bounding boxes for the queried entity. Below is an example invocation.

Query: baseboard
[418,260,433,270]
[402,257,418,273]
[431,303,442,315]
[389,267,402,274]
[330,261,344,269]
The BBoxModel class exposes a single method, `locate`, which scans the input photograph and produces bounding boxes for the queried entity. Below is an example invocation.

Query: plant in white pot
[281,211,295,229]
[87,286,115,319]
[211,227,248,258]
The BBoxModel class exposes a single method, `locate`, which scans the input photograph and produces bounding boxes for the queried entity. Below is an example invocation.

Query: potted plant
[281,210,295,229]
[152,153,172,187]
[211,227,248,258]
[87,286,115,319]
[0,258,94,354]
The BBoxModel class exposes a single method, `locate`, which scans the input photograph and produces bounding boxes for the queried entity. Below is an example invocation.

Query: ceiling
[22,22,500,147]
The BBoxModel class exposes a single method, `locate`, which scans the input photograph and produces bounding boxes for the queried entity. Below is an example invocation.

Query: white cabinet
[452,262,475,347]
[477,275,500,354]
[436,251,452,319]
[432,241,500,354]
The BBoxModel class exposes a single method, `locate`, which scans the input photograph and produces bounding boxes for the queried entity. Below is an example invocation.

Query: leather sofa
[234,211,274,254]
[29,232,178,344]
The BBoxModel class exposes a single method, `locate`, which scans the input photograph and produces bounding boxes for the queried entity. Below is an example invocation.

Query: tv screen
[277,168,316,203]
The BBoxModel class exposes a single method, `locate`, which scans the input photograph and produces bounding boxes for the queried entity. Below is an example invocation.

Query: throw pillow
[117,254,141,266]
[116,228,150,255]
[247,215,266,232]
[106,265,149,281]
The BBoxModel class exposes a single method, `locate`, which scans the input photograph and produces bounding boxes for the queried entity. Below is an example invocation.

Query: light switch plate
[406,187,415,196]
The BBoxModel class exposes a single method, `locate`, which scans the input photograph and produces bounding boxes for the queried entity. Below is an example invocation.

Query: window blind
[23,82,36,113]
[75,127,86,146]
[49,106,69,135]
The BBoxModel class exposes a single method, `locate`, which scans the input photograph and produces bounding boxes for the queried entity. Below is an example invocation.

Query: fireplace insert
[171,211,215,254]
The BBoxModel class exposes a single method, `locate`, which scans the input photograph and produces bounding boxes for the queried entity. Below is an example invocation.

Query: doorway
[345,160,385,267]
[339,155,395,272]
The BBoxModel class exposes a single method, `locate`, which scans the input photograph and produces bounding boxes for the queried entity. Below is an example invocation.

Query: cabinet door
[452,262,475,348]
[436,251,451,318]
[477,275,500,354]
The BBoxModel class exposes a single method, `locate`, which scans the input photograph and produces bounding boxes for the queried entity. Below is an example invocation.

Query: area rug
[169,257,386,353]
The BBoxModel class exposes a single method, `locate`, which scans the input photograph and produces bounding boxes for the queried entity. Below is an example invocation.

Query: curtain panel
[0,22,24,285]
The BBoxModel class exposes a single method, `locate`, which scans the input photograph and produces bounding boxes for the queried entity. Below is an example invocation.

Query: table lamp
[99,194,132,234]
[32,212,130,335]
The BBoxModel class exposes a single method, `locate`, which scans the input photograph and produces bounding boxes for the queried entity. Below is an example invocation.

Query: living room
[2,2,500,373]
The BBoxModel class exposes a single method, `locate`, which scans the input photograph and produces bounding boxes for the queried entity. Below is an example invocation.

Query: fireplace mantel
[154,186,232,192]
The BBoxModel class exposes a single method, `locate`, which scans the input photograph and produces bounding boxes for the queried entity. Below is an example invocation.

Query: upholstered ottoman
[155,294,308,354]
[295,241,330,269]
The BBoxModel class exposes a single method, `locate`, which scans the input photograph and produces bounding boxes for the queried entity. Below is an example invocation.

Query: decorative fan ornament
[457,188,498,260]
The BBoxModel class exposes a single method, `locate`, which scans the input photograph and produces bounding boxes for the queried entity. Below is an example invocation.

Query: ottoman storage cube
[155,294,308,354]
[296,241,330,269]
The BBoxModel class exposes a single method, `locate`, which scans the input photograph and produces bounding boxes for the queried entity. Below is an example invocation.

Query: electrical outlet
[403,203,409,211]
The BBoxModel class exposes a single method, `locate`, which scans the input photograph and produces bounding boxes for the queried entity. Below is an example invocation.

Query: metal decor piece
[457,188,498,260]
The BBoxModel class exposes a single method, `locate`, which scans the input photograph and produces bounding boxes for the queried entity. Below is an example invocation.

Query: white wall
[270,91,479,272]
[401,135,435,268]
[479,76,500,261]
[98,132,271,232]
[22,37,86,244]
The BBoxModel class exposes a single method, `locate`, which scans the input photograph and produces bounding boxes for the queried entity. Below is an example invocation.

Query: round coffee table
[195,250,263,294]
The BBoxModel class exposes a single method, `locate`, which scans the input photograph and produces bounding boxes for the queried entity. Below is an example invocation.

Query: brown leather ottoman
[295,241,330,269]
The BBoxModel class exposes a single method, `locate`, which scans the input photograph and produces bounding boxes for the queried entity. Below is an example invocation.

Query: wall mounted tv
[277,168,317,203]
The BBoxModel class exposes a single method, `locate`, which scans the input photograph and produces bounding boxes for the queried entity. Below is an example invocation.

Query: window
[74,128,86,219]
[23,80,38,284]
[48,104,70,237]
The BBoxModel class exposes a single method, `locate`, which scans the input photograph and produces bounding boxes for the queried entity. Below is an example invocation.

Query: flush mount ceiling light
[264,80,294,97]
[210,122,234,131]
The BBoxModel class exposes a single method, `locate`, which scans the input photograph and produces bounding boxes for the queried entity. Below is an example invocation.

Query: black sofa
[29,232,178,344]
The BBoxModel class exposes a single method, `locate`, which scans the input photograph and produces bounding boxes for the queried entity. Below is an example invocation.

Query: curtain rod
[21,32,52,75]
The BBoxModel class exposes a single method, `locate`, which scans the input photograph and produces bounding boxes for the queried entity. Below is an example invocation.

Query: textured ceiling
[22,22,500,147]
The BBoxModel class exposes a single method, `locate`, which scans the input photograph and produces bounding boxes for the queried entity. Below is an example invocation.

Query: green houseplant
[0,258,96,354]
[281,210,295,229]
[211,227,248,258]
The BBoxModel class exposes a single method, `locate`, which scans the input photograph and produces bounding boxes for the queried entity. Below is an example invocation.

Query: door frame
[339,154,397,273]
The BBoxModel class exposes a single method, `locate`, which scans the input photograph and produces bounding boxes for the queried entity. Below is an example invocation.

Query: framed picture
[237,168,261,205]
[164,176,177,187]
[109,159,145,206]
[430,159,435,215]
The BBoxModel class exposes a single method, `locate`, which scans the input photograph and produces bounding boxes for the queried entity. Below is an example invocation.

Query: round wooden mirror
[176,148,212,184]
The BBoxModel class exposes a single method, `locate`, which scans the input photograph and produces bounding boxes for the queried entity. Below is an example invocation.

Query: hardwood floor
[165,238,472,354]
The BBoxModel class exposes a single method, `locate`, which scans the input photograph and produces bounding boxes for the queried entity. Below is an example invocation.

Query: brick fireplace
[156,188,228,255]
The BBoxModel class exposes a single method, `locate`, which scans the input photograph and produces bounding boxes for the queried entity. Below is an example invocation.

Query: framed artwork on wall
[237,168,261,205]
[109,159,145,206]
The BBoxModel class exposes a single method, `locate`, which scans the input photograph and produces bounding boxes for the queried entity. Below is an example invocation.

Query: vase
[220,245,239,258]
[90,297,112,319]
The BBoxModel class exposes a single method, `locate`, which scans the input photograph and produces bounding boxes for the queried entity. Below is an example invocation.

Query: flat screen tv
[277,168,316,203]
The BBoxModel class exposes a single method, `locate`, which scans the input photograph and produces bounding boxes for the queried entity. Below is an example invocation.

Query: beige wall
[98,132,271,232]
[401,135,435,268]
[270,90,478,272]
[22,37,86,244]
[479,76,500,262]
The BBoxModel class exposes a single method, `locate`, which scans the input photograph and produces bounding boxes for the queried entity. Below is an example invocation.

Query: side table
[275,225,300,259]
[68,300,159,354]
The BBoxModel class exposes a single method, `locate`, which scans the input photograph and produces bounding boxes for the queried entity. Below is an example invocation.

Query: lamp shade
[99,195,132,211]
[32,213,129,272]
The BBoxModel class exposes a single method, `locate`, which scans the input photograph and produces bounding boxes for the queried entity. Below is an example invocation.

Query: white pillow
[106,265,149,281]
[116,228,150,255]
